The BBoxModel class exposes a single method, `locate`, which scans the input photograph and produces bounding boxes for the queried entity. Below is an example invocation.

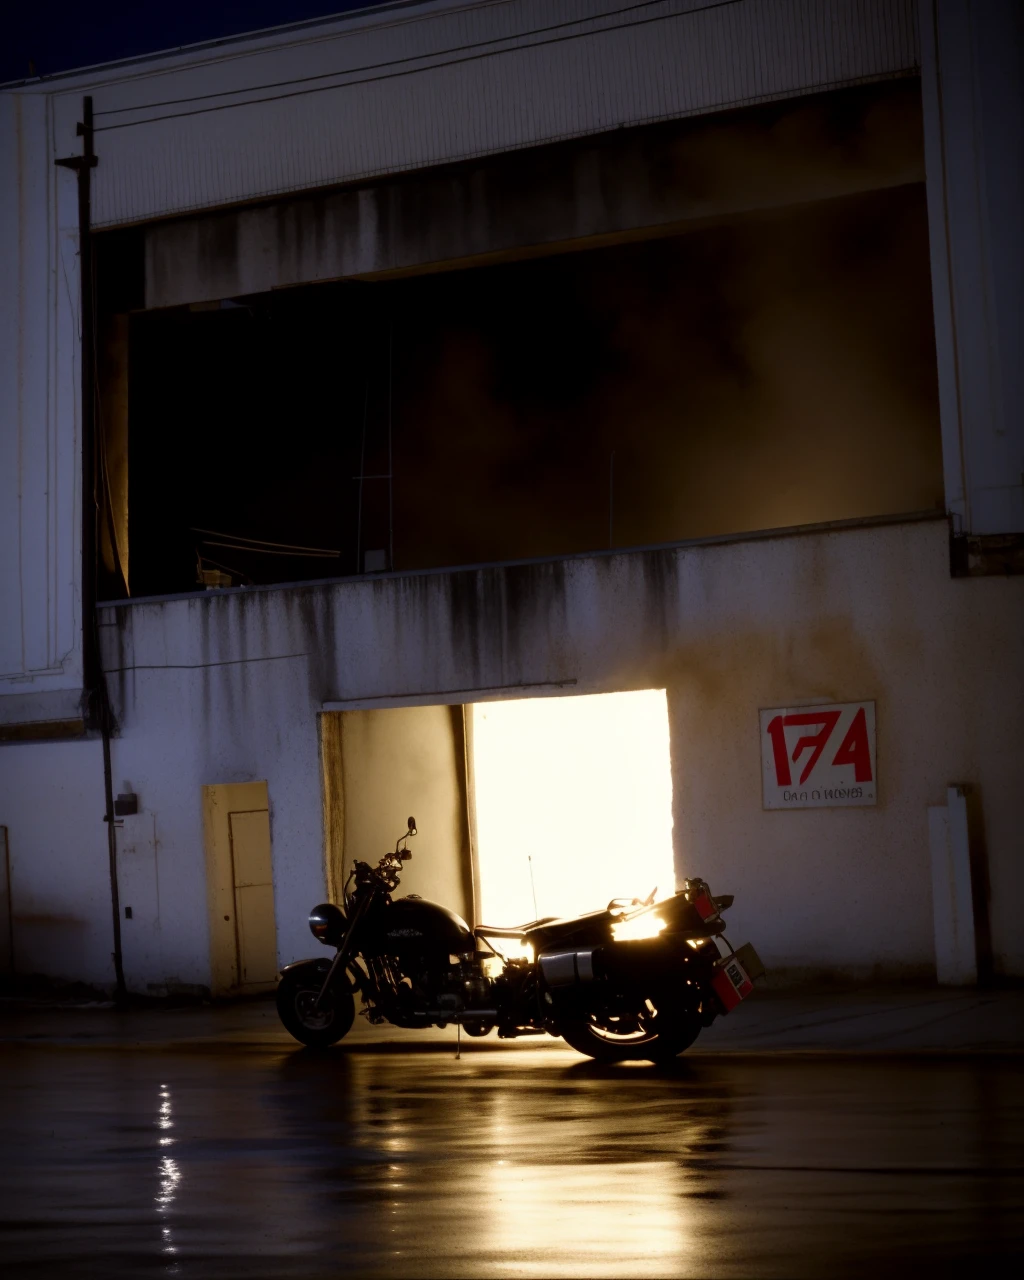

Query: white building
[1,0,1021,996]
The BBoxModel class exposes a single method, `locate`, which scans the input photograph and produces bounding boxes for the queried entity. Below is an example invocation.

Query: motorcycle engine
[404,954,490,1012]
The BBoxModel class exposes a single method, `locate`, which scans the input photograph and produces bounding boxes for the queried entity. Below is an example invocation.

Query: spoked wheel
[559,993,702,1063]
[276,969,355,1049]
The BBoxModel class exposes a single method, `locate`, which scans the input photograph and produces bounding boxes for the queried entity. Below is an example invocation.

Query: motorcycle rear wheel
[559,996,701,1063]
[276,969,355,1049]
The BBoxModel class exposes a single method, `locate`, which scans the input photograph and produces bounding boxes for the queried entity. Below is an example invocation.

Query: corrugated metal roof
[47,0,918,227]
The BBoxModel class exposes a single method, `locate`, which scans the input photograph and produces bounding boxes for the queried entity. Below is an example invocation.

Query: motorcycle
[276,817,764,1061]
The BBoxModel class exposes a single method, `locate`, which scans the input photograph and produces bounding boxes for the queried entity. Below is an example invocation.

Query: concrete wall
[3,0,1019,747]
[11,0,919,230]
[921,0,1024,535]
[0,94,84,724]
[326,705,472,924]
[0,738,112,985]
[144,82,926,309]
[9,514,1022,993]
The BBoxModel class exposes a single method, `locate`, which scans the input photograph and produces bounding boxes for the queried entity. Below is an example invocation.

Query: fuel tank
[363,896,474,959]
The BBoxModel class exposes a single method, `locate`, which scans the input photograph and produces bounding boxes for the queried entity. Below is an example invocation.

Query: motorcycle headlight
[610,913,667,942]
[308,903,346,947]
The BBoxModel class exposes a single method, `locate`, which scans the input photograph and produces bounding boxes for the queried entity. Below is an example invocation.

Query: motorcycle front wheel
[276,969,355,1048]
[559,995,702,1063]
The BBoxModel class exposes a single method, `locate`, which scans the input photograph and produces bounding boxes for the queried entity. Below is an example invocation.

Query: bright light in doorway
[471,690,675,927]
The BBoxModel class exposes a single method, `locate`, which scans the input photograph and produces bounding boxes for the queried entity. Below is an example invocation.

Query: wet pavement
[1,995,1022,1277]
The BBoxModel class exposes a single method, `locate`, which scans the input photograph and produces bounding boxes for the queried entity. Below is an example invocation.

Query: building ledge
[0,718,87,744]
[0,687,87,730]
[99,509,948,612]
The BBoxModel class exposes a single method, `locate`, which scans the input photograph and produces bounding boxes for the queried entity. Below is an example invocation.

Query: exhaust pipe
[539,949,596,987]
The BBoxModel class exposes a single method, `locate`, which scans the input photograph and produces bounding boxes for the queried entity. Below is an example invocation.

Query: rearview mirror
[407,816,417,834]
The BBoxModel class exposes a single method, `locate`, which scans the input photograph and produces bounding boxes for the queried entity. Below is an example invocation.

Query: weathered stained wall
[2,516,1021,991]
[15,514,1009,990]
[144,82,926,309]
[36,0,919,230]
[6,0,1021,757]
[327,705,472,924]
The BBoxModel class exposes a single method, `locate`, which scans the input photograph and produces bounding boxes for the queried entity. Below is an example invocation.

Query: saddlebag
[539,936,694,990]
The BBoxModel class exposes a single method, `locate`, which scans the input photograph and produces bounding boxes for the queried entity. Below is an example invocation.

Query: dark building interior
[98,82,944,600]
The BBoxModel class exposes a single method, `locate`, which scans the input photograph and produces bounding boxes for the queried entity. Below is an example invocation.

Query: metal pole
[102,725,126,998]
[356,381,368,574]
[2,826,13,975]
[608,450,615,549]
[57,97,99,694]
[387,322,394,571]
[57,98,126,1001]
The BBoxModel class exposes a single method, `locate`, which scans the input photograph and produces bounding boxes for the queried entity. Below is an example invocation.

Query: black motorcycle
[276,817,764,1061]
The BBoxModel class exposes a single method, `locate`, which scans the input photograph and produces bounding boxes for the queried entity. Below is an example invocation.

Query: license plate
[711,953,754,1011]
[692,891,718,921]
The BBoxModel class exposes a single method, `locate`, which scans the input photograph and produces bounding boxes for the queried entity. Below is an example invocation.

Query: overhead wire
[92,0,745,132]
[198,540,341,558]
[92,0,685,118]
[92,1,726,119]
[190,526,342,554]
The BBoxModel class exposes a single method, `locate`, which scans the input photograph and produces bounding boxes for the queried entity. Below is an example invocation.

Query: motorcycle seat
[474,918,556,940]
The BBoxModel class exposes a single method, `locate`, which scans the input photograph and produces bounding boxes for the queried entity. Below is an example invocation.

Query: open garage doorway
[319,688,675,929]
[470,690,675,928]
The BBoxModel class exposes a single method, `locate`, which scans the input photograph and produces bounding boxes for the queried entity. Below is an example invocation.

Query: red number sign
[760,702,876,809]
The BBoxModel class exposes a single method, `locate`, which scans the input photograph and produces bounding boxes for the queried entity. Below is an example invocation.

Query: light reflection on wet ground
[0,1046,1021,1276]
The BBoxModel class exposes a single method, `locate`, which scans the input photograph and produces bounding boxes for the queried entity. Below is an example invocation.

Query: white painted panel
[920,0,1024,535]
[0,97,57,679]
[117,811,165,991]
[33,0,918,228]
[0,92,83,699]
[928,786,977,984]
[17,101,55,676]
[0,99,26,679]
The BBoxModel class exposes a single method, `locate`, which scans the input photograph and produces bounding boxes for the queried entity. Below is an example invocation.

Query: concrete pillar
[928,785,977,984]
[920,0,1024,535]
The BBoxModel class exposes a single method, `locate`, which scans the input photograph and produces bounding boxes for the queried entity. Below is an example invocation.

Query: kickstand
[456,1023,461,1060]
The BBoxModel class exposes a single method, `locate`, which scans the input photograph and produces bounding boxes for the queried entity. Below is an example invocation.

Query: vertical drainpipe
[1,826,13,975]
[56,98,127,1000]
[460,705,481,929]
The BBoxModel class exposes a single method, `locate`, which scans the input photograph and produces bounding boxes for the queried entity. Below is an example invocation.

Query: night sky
[2,2,388,84]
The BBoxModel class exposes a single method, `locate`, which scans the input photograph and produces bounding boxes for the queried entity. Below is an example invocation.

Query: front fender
[278,955,366,994]
[279,957,332,981]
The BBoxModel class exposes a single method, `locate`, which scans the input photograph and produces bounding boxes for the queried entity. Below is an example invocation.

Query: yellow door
[202,782,278,994]
[229,809,278,987]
